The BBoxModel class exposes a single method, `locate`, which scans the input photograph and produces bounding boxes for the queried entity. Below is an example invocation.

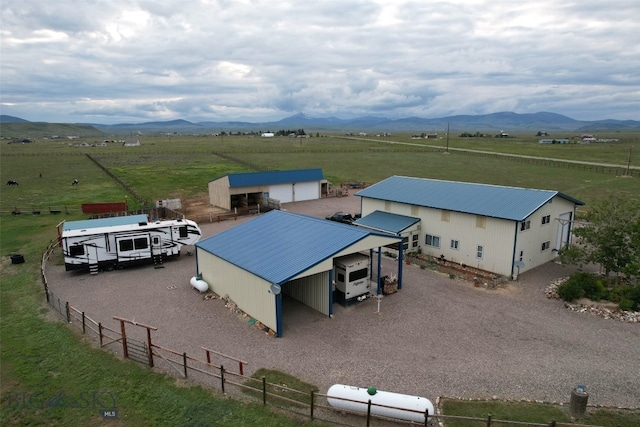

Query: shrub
[558,272,609,302]
[557,278,583,301]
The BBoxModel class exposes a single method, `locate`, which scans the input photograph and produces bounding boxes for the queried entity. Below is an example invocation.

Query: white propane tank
[327,384,434,423]
[190,276,208,292]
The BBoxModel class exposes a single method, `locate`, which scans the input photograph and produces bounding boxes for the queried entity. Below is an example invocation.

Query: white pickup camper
[58,214,201,273]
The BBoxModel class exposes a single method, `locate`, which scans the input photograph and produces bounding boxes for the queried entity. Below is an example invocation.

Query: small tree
[560,196,640,284]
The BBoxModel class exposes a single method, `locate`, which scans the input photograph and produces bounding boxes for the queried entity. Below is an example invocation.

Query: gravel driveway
[45,196,640,410]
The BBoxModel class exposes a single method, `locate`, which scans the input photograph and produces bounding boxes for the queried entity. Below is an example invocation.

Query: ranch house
[208,168,327,211]
[354,176,584,279]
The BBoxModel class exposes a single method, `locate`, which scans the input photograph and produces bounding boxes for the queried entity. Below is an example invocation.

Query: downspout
[397,243,403,290]
[275,292,283,338]
[511,221,519,279]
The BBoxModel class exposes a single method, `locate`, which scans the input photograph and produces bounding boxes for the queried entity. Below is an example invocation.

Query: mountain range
[2,112,639,137]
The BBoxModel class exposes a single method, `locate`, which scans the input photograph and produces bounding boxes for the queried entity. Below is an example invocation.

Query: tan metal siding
[196,249,277,331]
[283,271,330,315]
[515,197,576,274]
[208,176,231,210]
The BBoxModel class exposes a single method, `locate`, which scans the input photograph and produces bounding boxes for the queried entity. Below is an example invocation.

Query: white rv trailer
[59,214,202,272]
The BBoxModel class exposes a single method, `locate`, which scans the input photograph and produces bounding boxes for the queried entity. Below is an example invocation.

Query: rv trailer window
[134,238,148,250]
[69,245,84,256]
[337,273,345,282]
[119,240,134,252]
[349,268,368,282]
[179,226,188,238]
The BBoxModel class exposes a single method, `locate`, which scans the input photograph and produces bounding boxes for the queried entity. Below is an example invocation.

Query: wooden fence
[40,242,609,427]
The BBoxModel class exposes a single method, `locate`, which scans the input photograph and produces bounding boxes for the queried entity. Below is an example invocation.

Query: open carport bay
[44,196,640,409]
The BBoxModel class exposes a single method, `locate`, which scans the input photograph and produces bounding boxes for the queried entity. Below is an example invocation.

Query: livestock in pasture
[72,179,79,186]
[6,180,19,186]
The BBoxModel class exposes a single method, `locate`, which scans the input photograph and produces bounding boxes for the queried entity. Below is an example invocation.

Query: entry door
[555,212,572,254]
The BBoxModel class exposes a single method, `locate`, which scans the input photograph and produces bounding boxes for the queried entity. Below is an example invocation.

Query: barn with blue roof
[355,176,584,279]
[195,210,401,337]
[208,168,327,210]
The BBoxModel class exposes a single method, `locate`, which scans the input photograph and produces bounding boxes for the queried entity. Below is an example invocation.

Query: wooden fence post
[98,323,103,346]
[82,312,85,334]
[310,390,315,420]
[146,328,154,367]
[487,413,492,427]
[262,376,267,405]
[181,352,187,378]
[220,365,225,394]
[65,302,70,322]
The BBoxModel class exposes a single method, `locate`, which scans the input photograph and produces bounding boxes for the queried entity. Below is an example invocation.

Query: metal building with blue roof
[355,176,584,279]
[195,210,401,337]
[208,168,327,210]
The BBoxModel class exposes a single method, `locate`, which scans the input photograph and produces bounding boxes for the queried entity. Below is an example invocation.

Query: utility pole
[445,123,450,153]
[626,145,633,176]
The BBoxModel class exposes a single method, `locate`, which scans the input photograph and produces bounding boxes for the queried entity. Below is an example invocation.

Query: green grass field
[1,133,639,426]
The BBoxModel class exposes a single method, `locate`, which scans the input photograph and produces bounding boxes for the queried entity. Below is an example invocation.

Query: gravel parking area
[45,196,640,409]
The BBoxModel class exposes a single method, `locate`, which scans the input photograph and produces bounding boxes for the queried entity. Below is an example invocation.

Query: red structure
[81,202,127,214]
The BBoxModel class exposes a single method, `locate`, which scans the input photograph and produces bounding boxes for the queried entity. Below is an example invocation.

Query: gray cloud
[1,0,639,124]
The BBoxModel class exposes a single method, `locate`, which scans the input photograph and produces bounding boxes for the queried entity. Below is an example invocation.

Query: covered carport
[355,210,421,264]
[194,210,402,337]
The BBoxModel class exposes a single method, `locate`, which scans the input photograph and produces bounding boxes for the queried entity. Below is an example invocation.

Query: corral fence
[40,242,607,427]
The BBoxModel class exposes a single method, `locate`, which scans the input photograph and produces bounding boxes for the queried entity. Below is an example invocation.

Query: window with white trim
[541,215,551,225]
[450,239,460,250]
[541,241,550,251]
[476,245,483,259]
[520,220,531,231]
[425,234,440,248]
[412,234,419,248]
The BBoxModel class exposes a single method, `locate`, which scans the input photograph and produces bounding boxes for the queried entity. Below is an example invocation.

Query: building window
[441,210,450,222]
[541,241,550,251]
[425,234,440,248]
[520,220,531,231]
[179,225,188,237]
[476,245,483,259]
[412,234,419,248]
[541,215,551,225]
[450,239,460,250]
[476,215,486,229]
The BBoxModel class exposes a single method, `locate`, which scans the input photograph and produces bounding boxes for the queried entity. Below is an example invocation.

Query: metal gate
[125,337,149,365]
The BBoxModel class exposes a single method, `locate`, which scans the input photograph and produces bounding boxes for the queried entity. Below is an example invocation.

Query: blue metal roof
[355,176,584,222]
[62,214,149,231]
[355,210,420,234]
[224,168,324,188]
[196,210,399,285]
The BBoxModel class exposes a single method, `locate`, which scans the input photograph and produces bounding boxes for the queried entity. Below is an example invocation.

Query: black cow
[6,180,18,186]
[72,179,79,186]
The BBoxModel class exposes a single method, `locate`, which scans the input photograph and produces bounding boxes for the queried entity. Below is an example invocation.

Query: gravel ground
[45,195,640,411]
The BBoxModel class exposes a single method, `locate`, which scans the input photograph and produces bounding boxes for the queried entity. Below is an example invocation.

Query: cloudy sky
[1,0,639,124]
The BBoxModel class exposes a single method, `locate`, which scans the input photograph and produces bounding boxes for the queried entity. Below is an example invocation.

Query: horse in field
[6,180,18,186]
